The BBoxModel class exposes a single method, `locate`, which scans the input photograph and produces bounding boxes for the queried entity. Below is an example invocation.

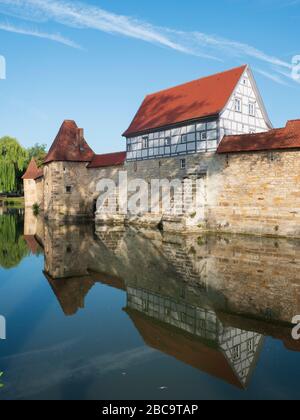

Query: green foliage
[27,143,47,168]
[0,213,29,269]
[0,136,28,193]
[32,202,40,216]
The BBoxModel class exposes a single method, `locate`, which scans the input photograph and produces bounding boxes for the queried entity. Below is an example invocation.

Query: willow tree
[0,213,29,269]
[0,137,28,193]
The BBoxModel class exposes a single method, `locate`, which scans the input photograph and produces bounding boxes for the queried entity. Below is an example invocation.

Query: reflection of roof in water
[219,312,300,353]
[125,307,246,390]
[44,270,125,316]
[23,235,40,254]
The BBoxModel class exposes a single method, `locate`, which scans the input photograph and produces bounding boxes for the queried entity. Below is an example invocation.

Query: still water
[1,209,300,400]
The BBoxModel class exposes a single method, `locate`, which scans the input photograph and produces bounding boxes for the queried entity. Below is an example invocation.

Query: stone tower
[43,120,95,220]
[22,157,44,208]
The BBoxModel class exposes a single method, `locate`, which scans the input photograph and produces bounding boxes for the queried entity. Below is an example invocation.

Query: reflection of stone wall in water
[38,220,300,325]
[35,221,300,388]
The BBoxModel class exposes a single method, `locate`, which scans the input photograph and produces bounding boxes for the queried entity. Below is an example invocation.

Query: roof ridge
[218,120,300,154]
[123,65,248,137]
[145,65,247,98]
[44,120,95,164]
[93,151,126,157]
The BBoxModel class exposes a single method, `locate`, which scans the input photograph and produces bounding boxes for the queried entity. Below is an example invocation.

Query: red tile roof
[217,120,300,154]
[123,65,247,137]
[44,120,95,164]
[23,235,40,254]
[22,158,43,180]
[87,151,126,168]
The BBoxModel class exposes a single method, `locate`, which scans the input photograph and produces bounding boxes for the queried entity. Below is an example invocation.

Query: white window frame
[249,102,256,116]
[234,98,242,113]
[165,137,171,146]
[200,132,207,141]
[232,345,241,361]
[247,339,254,354]
[181,134,188,143]
[142,136,149,149]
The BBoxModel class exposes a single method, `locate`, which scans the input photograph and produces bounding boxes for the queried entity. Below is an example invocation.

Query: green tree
[0,213,29,269]
[27,143,47,168]
[0,137,28,193]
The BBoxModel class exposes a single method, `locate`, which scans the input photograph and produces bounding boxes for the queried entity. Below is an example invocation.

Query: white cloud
[255,68,291,86]
[0,0,296,85]
[0,21,81,49]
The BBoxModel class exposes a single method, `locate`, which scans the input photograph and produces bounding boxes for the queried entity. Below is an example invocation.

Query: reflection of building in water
[126,287,263,389]
[35,219,300,325]
[31,219,300,389]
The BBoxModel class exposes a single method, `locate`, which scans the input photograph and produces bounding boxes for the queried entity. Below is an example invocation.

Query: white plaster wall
[220,68,270,138]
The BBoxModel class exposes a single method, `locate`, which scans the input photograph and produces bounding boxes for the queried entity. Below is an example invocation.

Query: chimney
[77,128,85,152]
[78,128,84,139]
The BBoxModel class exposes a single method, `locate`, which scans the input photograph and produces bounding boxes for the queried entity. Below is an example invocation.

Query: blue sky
[0,0,299,153]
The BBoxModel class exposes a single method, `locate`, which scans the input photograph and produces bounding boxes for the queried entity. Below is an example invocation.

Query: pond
[1,209,300,400]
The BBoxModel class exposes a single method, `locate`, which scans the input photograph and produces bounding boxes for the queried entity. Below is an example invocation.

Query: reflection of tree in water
[0,213,29,269]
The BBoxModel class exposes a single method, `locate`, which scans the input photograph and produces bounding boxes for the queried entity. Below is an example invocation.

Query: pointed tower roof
[44,120,95,164]
[22,158,43,180]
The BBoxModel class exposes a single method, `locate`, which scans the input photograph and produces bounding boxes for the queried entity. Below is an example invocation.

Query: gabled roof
[125,308,245,389]
[123,65,247,137]
[22,158,43,180]
[87,151,126,168]
[44,120,95,164]
[217,120,300,154]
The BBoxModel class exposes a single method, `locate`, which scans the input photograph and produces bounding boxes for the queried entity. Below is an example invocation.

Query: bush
[32,203,40,216]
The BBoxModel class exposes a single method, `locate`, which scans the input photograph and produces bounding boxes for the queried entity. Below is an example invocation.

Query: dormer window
[142,136,149,149]
[235,98,242,113]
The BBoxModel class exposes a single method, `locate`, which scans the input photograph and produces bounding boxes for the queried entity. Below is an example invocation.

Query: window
[142,136,149,149]
[247,339,254,354]
[165,137,171,146]
[200,132,207,141]
[234,98,242,112]
[232,345,241,361]
[249,102,256,116]
[127,143,132,152]
[181,134,188,143]
[66,186,72,194]
[180,159,186,170]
